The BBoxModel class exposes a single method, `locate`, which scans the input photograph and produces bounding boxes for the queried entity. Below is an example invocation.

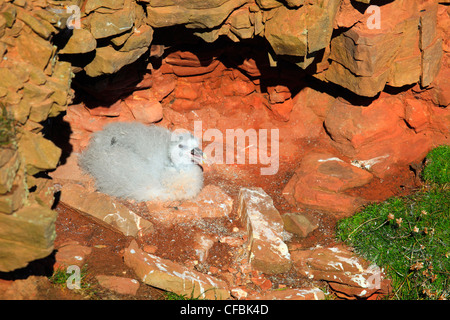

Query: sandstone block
[282,152,373,217]
[54,242,92,268]
[60,183,154,237]
[404,98,430,133]
[305,0,340,54]
[16,31,53,70]
[18,130,61,176]
[237,187,291,274]
[292,244,391,299]
[85,0,125,14]
[419,3,438,50]
[124,240,230,299]
[89,8,134,39]
[324,61,390,97]
[1,4,17,28]
[120,24,153,52]
[264,6,307,57]
[17,8,54,39]
[421,37,443,87]
[430,66,450,107]
[95,275,140,295]
[0,204,57,272]
[387,55,421,87]
[84,46,148,77]
[59,28,97,54]
[281,212,318,238]
[146,0,247,29]
[323,97,434,178]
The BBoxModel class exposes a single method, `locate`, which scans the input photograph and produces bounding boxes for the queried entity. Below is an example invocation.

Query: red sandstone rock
[267,85,291,104]
[124,240,230,299]
[404,98,430,133]
[60,183,154,237]
[0,276,53,300]
[54,242,92,269]
[49,153,93,184]
[324,96,436,178]
[292,244,391,299]
[95,275,140,295]
[430,64,450,107]
[269,98,294,122]
[237,187,291,274]
[86,100,123,117]
[283,151,373,217]
[281,212,319,238]
[123,96,163,124]
[145,185,233,226]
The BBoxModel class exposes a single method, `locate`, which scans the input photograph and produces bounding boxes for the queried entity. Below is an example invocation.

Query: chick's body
[79,122,204,202]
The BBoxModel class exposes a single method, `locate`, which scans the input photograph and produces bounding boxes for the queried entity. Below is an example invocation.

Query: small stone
[218,236,245,247]
[209,266,220,274]
[192,233,216,263]
[281,212,319,237]
[230,286,249,299]
[95,275,140,295]
[251,275,272,291]
[55,243,92,268]
[142,244,157,254]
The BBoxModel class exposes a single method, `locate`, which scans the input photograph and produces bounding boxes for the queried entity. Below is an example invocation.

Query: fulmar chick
[79,122,205,202]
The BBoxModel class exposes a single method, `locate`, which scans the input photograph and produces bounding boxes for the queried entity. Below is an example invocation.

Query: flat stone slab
[237,187,291,274]
[60,183,153,237]
[291,244,391,299]
[124,240,230,300]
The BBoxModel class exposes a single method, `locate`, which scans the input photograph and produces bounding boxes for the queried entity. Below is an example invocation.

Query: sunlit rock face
[0,0,448,275]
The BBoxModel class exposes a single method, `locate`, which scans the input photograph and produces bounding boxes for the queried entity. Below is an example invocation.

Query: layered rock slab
[124,240,230,299]
[283,151,373,217]
[291,244,391,299]
[0,204,57,272]
[237,187,291,274]
[60,183,153,237]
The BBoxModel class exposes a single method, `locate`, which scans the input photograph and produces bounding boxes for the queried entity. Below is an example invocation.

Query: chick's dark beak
[191,147,206,164]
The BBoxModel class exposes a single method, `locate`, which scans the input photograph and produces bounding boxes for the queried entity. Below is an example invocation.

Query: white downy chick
[79,122,205,202]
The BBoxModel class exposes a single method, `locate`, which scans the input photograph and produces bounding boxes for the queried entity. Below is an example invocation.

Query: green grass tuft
[336,146,450,300]
[421,145,450,186]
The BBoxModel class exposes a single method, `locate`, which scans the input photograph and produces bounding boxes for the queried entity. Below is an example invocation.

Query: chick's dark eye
[178,144,183,149]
